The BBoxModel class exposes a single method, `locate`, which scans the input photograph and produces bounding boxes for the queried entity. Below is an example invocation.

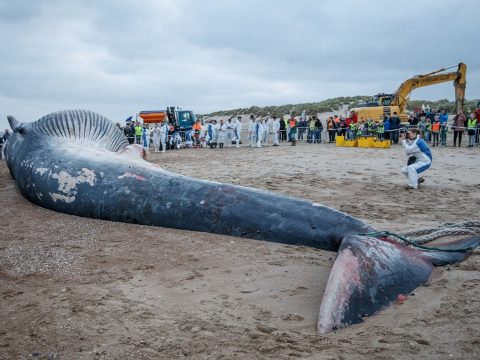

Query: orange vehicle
[138,107,197,129]
[139,111,168,123]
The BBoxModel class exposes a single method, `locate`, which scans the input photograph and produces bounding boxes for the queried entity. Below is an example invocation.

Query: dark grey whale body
[4,110,371,250]
[4,110,478,333]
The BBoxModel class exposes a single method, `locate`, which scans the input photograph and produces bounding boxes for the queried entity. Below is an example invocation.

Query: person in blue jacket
[439,109,449,125]
[383,115,391,141]
[401,128,432,190]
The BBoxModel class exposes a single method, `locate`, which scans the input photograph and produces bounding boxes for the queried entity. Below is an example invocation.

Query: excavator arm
[393,63,467,114]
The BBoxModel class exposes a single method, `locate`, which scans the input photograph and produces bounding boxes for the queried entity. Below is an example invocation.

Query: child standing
[424,119,431,142]
[377,121,385,140]
[431,116,440,147]
[440,122,448,146]
[289,116,298,146]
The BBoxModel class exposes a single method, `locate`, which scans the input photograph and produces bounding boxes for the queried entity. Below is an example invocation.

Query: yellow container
[358,136,375,148]
[373,140,391,148]
[335,135,345,146]
[344,139,358,147]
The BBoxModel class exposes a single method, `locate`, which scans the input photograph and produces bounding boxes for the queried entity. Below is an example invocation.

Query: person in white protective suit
[262,117,271,145]
[248,115,256,147]
[170,132,182,149]
[143,126,151,153]
[200,123,208,147]
[233,116,243,148]
[226,118,234,147]
[401,128,432,190]
[152,124,161,152]
[255,118,264,148]
[218,119,227,148]
[159,120,169,152]
[272,115,280,146]
[207,120,218,149]
[184,129,194,148]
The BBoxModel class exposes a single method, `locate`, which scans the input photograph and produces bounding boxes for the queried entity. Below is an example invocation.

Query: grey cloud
[1,0,479,131]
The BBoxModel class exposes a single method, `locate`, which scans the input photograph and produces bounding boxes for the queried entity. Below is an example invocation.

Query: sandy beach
[1,141,479,359]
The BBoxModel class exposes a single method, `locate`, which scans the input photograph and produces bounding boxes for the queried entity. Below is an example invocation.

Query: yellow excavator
[350,63,467,122]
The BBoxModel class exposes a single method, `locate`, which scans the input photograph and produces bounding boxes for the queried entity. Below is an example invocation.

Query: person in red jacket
[345,117,352,128]
[350,110,358,124]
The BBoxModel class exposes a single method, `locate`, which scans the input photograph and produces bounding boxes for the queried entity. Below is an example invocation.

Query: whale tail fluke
[418,235,480,265]
[317,234,478,334]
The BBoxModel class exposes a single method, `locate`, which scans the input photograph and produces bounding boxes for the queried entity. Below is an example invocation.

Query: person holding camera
[401,128,432,190]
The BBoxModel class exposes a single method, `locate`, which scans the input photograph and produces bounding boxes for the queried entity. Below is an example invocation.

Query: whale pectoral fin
[117,144,147,160]
[317,235,433,334]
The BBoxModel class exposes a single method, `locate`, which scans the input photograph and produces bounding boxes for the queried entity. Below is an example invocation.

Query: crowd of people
[122,113,330,152]
[406,106,480,148]
[323,107,480,148]
[120,105,480,154]
[324,111,402,144]
[2,106,478,160]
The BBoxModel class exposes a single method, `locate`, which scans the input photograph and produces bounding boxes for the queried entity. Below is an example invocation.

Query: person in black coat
[279,117,286,141]
[390,112,401,144]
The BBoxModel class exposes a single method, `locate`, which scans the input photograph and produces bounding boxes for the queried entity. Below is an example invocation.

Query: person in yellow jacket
[376,122,384,140]
[283,118,289,142]
[467,113,478,147]
[348,122,357,140]
[134,122,143,144]
[424,119,432,142]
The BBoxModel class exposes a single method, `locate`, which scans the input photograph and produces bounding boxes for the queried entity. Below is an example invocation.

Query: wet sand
[1,141,479,359]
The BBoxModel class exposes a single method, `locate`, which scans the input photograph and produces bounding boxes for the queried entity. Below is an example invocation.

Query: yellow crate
[335,135,345,146]
[344,139,358,147]
[358,136,375,148]
[373,140,391,148]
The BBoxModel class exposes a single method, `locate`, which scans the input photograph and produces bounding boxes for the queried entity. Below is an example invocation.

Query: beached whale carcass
[4,110,479,333]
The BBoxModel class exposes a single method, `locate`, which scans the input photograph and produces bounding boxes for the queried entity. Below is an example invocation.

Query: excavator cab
[372,94,393,106]
[361,94,394,107]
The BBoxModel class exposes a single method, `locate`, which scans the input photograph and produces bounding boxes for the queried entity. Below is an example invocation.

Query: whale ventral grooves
[27,110,129,152]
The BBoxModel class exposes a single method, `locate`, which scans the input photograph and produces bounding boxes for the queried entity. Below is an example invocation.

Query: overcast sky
[1,0,479,130]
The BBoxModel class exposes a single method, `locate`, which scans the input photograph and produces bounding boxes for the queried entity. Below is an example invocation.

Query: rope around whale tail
[363,220,480,253]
